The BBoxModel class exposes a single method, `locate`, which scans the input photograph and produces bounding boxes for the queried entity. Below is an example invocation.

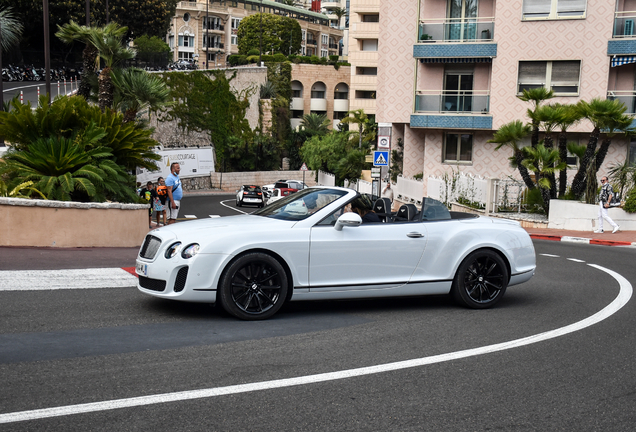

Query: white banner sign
[136,148,215,184]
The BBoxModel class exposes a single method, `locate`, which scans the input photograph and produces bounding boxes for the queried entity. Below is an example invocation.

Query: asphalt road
[1,81,76,107]
[1,195,635,431]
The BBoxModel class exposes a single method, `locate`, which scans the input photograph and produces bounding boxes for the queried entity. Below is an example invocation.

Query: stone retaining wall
[0,198,148,248]
[210,171,317,192]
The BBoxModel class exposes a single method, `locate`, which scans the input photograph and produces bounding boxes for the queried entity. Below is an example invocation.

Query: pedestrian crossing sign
[373,151,389,166]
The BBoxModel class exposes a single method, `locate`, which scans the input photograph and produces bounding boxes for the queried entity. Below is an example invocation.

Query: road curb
[530,234,636,247]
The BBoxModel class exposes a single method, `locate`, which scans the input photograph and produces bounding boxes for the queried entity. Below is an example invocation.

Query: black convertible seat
[373,198,393,222]
[395,203,418,222]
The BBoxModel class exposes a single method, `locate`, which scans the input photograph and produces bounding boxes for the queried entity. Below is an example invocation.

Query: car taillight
[243,191,248,195]
[257,192,262,195]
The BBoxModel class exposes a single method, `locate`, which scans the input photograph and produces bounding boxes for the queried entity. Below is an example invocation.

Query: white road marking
[220,199,248,214]
[567,258,586,263]
[562,236,591,244]
[209,215,220,218]
[0,263,631,424]
[184,215,197,219]
[0,268,137,291]
[540,253,560,257]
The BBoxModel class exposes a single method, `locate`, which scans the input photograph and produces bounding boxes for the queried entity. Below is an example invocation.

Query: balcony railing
[607,91,636,114]
[614,12,636,38]
[418,17,494,43]
[415,90,490,114]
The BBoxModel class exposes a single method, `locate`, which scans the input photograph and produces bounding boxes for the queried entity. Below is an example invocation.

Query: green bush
[246,55,260,63]
[329,55,339,62]
[272,53,287,62]
[623,187,636,213]
[309,55,321,64]
[247,48,260,56]
[227,55,248,66]
[523,188,546,214]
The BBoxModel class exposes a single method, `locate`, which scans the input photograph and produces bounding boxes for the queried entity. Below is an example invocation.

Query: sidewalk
[525,227,636,247]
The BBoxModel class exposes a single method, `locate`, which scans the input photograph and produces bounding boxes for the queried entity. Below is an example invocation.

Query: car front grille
[139,276,166,292]
[174,267,189,292]
[140,235,162,259]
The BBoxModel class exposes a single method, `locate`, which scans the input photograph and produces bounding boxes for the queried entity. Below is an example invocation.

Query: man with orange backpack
[154,177,168,226]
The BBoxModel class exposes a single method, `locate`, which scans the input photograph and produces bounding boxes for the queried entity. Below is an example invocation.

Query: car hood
[149,214,295,243]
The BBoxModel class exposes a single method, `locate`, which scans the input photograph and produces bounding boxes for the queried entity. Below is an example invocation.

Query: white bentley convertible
[136,187,536,320]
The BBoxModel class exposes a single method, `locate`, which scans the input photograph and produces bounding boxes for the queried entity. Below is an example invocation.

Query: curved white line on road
[220,199,248,214]
[0,263,631,424]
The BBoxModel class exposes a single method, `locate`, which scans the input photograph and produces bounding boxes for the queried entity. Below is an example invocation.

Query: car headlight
[165,242,182,259]
[181,243,200,259]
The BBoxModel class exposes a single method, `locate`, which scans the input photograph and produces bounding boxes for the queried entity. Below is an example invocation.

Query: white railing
[343,179,373,195]
[418,17,495,43]
[396,175,424,205]
[318,170,336,186]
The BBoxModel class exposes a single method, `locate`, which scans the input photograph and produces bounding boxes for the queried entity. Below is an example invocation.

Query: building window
[292,89,302,98]
[231,17,241,30]
[321,49,329,58]
[311,90,325,98]
[361,14,379,23]
[629,139,636,165]
[517,60,580,95]
[179,35,195,47]
[178,51,193,61]
[321,34,328,45]
[361,39,378,51]
[168,35,174,49]
[231,35,238,45]
[302,29,306,41]
[444,133,473,163]
[183,13,190,22]
[333,111,348,120]
[355,90,376,99]
[522,0,587,20]
[356,67,377,75]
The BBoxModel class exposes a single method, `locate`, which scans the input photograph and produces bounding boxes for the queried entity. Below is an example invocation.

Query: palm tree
[534,104,562,198]
[521,144,567,214]
[56,20,100,100]
[518,88,554,147]
[0,7,23,51]
[340,109,375,149]
[111,68,171,123]
[488,120,535,190]
[554,103,582,196]
[570,98,627,198]
[594,112,634,173]
[300,113,330,137]
[331,7,348,29]
[87,24,136,112]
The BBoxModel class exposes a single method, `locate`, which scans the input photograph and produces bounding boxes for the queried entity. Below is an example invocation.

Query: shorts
[167,200,180,220]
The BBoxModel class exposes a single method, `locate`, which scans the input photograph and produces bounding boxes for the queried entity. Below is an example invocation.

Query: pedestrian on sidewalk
[139,181,154,229]
[154,177,168,226]
[166,163,183,225]
[382,181,394,210]
[595,176,620,234]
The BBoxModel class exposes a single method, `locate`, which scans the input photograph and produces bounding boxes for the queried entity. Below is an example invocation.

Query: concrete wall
[548,200,636,231]
[210,170,318,192]
[0,198,148,248]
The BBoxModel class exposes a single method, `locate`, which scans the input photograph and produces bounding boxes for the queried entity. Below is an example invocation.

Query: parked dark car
[236,185,264,207]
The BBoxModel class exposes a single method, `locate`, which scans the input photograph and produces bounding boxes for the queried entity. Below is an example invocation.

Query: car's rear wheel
[451,249,508,309]
[219,252,288,320]
[237,198,242,207]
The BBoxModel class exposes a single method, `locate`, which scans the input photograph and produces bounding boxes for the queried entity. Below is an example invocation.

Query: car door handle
[407,232,424,238]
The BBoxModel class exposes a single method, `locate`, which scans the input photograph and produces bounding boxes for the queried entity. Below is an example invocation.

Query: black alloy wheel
[451,249,509,309]
[219,252,288,320]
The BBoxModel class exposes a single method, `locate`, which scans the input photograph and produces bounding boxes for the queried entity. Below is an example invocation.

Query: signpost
[373,151,389,167]
[300,162,308,186]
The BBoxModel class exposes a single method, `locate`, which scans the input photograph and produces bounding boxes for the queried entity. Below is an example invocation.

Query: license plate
[136,260,147,276]
[245,198,260,202]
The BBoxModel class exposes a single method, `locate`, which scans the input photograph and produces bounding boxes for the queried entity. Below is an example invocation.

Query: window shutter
[557,0,586,14]
[522,0,552,17]
[518,61,547,84]
[550,61,580,85]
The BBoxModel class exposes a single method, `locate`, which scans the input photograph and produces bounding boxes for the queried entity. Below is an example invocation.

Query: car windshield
[254,188,347,221]
[244,186,261,192]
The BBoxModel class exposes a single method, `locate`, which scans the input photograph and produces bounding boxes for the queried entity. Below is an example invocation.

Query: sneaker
[612,226,620,234]
[593,229,604,233]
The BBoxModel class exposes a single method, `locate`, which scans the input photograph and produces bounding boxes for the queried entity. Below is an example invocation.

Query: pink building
[376,0,636,195]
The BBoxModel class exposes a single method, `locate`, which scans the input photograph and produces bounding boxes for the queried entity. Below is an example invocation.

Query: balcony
[411,90,492,129]
[607,91,636,114]
[290,97,304,111]
[610,12,636,55]
[333,99,349,112]
[415,18,496,60]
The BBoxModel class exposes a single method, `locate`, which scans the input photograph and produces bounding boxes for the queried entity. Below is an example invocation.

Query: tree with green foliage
[518,88,554,148]
[340,109,377,149]
[0,95,160,172]
[111,68,171,123]
[301,130,367,186]
[161,70,254,171]
[237,14,302,56]
[521,144,567,213]
[390,138,404,183]
[331,7,347,29]
[300,113,330,137]
[488,120,535,190]
[0,7,23,52]
[554,103,582,196]
[0,129,138,203]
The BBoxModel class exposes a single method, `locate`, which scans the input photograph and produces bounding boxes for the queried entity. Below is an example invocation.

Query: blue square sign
[373,151,389,167]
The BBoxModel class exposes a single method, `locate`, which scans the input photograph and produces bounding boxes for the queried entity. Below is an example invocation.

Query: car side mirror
[334,212,362,231]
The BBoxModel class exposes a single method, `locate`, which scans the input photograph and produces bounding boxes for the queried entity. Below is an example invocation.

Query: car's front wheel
[218,252,288,320]
[451,249,508,309]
